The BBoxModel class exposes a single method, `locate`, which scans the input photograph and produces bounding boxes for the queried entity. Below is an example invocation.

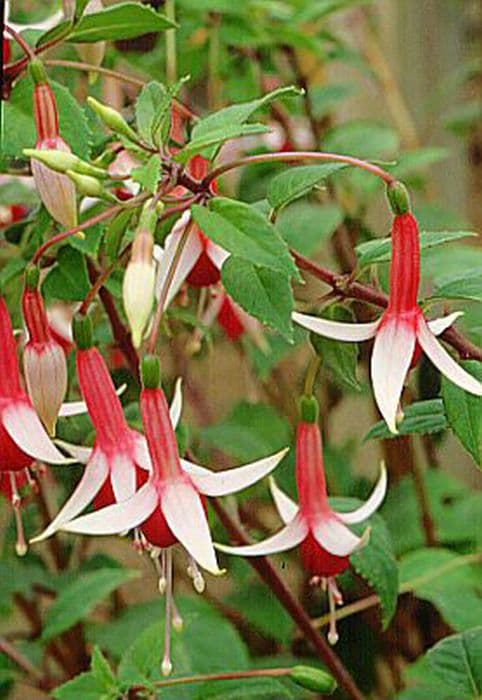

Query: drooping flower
[22,266,68,435]
[217,395,387,645]
[0,203,27,229]
[55,353,288,674]
[293,204,482,433]
[29,59,77,229]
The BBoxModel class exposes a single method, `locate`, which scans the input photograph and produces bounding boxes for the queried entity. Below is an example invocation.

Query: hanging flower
[54,354,288,674]
[22,266,68,435]
[217,395,387,645]
[0,203,28,229]
[29,60,77,229]
[292,201,482,433]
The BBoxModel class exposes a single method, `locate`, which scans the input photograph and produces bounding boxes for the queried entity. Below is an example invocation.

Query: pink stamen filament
[10,473,27,557]
[162,549,174,676]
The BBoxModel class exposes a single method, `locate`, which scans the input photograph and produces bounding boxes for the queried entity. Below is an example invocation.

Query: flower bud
[24,148,107,178]
[66,170,117,202]
[299,395,319,424]
[123,229,156,347]
[386,181,411,216]
[87,97,138,142]
[141,354,161,390]
[22,272,68,435]
[72,313,94,351]
[290,666,337,694]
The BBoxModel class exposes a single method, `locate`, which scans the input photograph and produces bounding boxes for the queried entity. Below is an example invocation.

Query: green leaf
[36,20,74,49]
[323,121,399,159]
[294,0,372,23]
[277,202,343,256]
[427,627,482,698]
[68,2,175,42]
[91,647,116,688]
[221,258,294,342]
[365,399,447,441]
[131,154,161,194]
[389,147,450,179]
[345,507,398,628]
[52,671,110,700]
[201,402,291,463]
[400,549,482,633]
[42,247,90,302]
[442,361,482,466]
[42,568,138,641]
[3,76,91,160]
[432,270,482,302]
[267,163,347,210]
[226,582,294,645]
[135,81,171,148]
[175,123,271,163]
[356,230,477,267]
[310,83,357,119]
[309,306,360,391]
[192,199,298,278]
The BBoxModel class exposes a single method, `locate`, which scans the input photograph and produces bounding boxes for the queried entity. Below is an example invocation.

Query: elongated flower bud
[123,207,157,347]
[22,267,67,435]
[66,170,117,202]
[87,97,138,142]
[29,60,78,229]
[24,148,107,178]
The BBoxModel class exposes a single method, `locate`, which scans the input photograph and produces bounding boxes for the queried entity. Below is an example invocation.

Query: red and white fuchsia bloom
[29,60,77,229]
[22,267,68,435]
[51,353,287,674]
[217,395,387,645]
[293,211,482,433]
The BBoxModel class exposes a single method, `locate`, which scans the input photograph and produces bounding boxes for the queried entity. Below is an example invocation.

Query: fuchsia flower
[217,395,387,645]
[50,352,287,674]
[293,210,482,433]
[29,60,77,229]
[22,267,67,435]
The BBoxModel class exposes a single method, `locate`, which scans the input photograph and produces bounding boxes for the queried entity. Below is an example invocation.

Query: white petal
[169,378,183,429]
[371,319,416,434]
[54,439,92,464]
[292,312,379,342]
[133,434,152,472]
[312,515,368,557]
[161,479,223,575]
[417,319,482,396]
[110,452,137,502]
[206,242,229,269]
[59,384,127,417]
[155,220,203,309]
[215,516,308,557]
[61,482,158,535]
[30,450,109,543]
[427,312,463,337]
[3,401,74,464]
[269,477,299,525]
[184,448,289,497]
[337,463,387,524]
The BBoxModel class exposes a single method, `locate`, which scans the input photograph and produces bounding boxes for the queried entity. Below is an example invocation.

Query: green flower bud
[142,355,161,390]
[66,170,117,202]
[29,59,49,86]
[290,666,337,694]
[87,97,138,142]
[386,181,411,216]
[299,395,319,423]
[24,148,80,173]
[24,264,40,291]
[73,314,94,351]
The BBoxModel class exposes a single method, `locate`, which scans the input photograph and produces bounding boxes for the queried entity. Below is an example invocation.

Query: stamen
[161,549,173,677]
[326,577,343,645]
[154,550,167,594]
[186,556,205,593]
[172,599,183,632]
[25,468,38,493]
[10,474,27,557]
[133,528,144,553]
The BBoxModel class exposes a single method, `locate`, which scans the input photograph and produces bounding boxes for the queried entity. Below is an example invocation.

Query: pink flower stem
[4,25,36,61]
[203,151,396,188]
[152,667,291,688]
[210,497,364,700]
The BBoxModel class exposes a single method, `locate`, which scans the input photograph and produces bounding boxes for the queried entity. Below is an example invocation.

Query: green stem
[304,355,321,396]
[165,0,177,84]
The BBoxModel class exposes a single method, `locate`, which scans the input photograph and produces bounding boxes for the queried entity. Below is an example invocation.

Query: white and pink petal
[292,312,379,342]
[216,515,308,557]
[337,463,387,524]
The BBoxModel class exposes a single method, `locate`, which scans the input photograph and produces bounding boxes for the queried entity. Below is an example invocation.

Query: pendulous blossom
[54,354,288,674]
[29,60,77,229]
[217,395,387,645]
[292,195,482,433]
[22,266,68,435]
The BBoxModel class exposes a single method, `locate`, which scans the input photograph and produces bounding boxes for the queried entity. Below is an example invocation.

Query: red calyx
[2,38,10,65]
[217,295,245,342]
[186,251,221,287]
[300,533,350,578]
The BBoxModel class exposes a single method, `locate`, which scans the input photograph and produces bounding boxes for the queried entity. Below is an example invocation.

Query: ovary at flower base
[51,353,288,675]
[293,207,482,433]
[216,395,387,645]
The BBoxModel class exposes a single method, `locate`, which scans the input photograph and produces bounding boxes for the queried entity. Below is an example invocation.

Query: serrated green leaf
[432,271,482,303]
[91,647,116,688]
[427,627,482,698]
[277,202,343,256]
[192,199,298,278]
[36,20,74,49]
[131,154,161,194]
[226,581,294,645]
[68,2,175,42]
[267,163,347,210]
[3,76,91,160]
[356,230,477,267]
[221,258,294,341]
[365,399,447,441]
[175,123,271,163]
[400,549,482,633]
[42,247,90,302]
[43,568,138,641]
[442,361,482,466]
[135,81,173,147]
[52,671,109,700]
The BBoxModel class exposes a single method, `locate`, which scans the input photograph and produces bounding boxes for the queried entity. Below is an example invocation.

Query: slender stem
[79,246,131,315]
[165,0,177,85]
[4,25,35,61]
[152,667,290,689]
[211,498,364,700]
[410,457,438,546]
[0,637,44,681]
[203,151,396,187]
[304,355,321,396]
[45,59,146,88]
[147,216,197,354]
